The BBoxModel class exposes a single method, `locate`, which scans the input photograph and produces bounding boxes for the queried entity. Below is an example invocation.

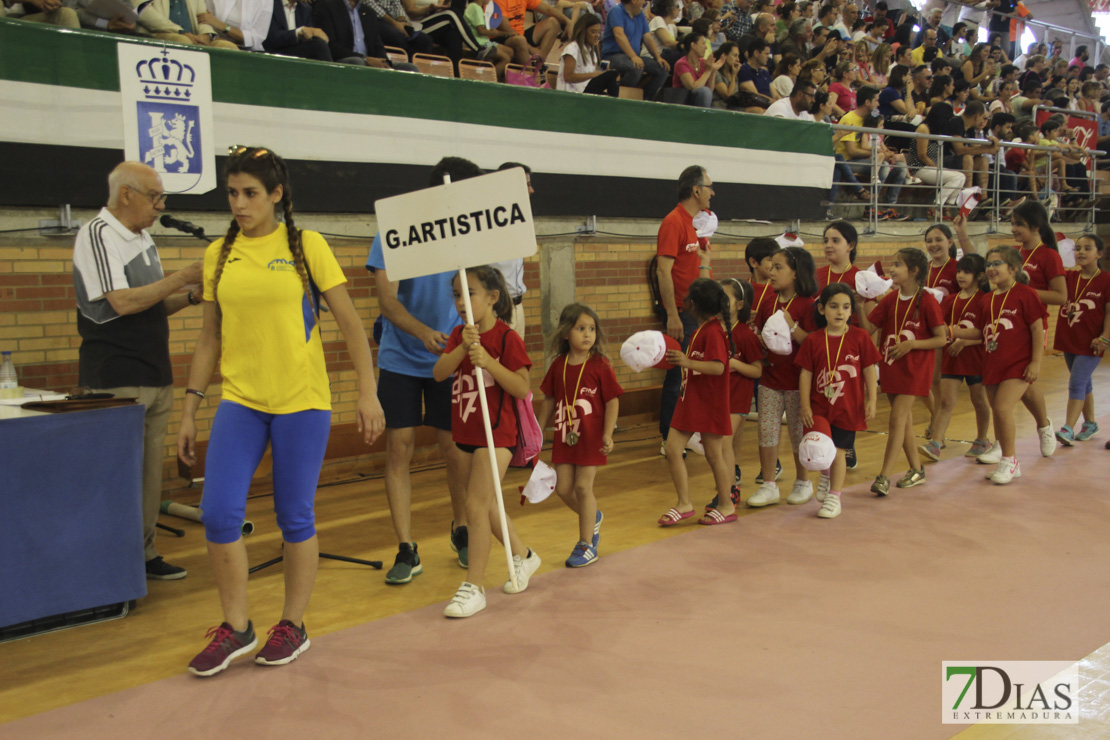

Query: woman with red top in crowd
[953,247,1046,484]
[920,253,993,463]
[977,200,1064,465]
[433,266,538,619]
[748,246,819,509]
[658,278,737,526]
[862,247,947,496]
[1053,234,1110,446]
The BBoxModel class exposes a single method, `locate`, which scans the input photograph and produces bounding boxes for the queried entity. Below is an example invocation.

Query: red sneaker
[255,620,311,666]
[188,622,257,677]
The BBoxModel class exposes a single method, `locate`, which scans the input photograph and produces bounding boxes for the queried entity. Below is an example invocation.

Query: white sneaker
[444,582,486,618]
[817,492,841,518]
[1038,422,1057,457]
[815,473,831,503]
[503,549,541,594]
[747,482,780,507]
[989,457,1022,485]
[977,440,1002,465]
[786,480,814,505]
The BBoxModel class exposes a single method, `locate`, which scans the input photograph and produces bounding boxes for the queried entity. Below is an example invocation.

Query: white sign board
[374,168,536,281]
[118,43,216,195]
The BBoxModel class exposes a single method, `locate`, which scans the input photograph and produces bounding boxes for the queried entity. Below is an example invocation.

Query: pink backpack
[510,391,542,468]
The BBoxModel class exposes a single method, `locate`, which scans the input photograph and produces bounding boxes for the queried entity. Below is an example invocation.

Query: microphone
[160,214,207,240]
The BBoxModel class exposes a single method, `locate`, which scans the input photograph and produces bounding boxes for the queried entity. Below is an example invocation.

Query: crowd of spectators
[6,0,1109,219]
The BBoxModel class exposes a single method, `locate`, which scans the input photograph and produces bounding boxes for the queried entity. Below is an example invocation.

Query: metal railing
[927,0,1105,61]
[829,121,1104,233]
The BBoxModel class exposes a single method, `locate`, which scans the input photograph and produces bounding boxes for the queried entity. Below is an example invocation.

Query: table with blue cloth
[0,402,147,631]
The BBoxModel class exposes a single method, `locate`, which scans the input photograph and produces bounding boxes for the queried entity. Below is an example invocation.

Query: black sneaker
[385,542,422,584]
[845,447,858,470]
[450,522,468,569]
[733,465,742,486]
[754,459,782,485]
[146,556,187,580]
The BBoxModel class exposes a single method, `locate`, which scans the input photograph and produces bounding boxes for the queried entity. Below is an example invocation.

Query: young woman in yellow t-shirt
[177,146,385,677]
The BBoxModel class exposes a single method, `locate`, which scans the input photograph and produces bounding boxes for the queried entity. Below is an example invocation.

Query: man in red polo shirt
[656,164,713,443]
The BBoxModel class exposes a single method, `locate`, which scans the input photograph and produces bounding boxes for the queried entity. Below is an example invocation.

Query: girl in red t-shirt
[433,266,537,618]
[748,247,819,509]
[862,248,947,496]
[921,217,974,441]
[797,285,880,519]
[538,303,623,567]
[920,252,993,462]
[658,278,738,526]
[1053,234,1110,445]
[705,278,763,511]
[953,247,1046,484]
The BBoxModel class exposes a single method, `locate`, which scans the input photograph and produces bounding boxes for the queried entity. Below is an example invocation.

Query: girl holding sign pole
[433,266,539,618]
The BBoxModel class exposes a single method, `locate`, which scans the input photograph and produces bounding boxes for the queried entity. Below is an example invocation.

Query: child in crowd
[817,220,871,469]
[538,303,623,567]
[658,278,737,526]
[921,253,993,461]
[976,200,1063,463]
[744,236,782,483]
[433,266,539,618]
[706,278,762,508]
[1054,234,1110,445]
[748,247,819,508]
[862,248,946,496]
[464,0,514,80]
[796,284,880,519]
[953,247,1046,484]
[1005,121,1041,197]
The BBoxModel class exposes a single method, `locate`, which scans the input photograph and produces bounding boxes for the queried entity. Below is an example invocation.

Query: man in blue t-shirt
[366,156,479,584]
[601,0,670,101]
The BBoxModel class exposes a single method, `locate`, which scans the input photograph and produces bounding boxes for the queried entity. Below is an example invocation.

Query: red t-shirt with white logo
[729,321,762,414]
[1053,269,1110,357]
[940,290,987,376]
[795,326,881,431]
[540,354,624,466]
[927,259,958,298]
[1020,245,1065,323]
[656,204,705,311]
[973,282,1044,385]
[754,294,818,391]
[446,320,532,448]
[867,289,945,396]
[671,319,732,436]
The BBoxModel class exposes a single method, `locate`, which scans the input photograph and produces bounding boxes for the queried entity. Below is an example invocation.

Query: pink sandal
[698,509,738,525]
[657,508,696,526]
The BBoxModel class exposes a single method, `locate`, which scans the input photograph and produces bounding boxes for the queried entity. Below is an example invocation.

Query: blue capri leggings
[201,401,331,545]
[1064,353,1101,402]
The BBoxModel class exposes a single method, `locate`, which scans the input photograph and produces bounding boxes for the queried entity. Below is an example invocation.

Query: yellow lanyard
[893,290,919,340]
[561,355,588,421]
[928,258,950,289]
[989,284,1014,334]
[825,328,846,381]
[950,291,974,326]
[754,282,772,315]
[1021,244,1041,270]
[1072,271,1098,305]
[828,265,847,285]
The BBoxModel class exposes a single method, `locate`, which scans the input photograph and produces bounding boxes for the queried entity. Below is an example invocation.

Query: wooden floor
[1,354,1107,737]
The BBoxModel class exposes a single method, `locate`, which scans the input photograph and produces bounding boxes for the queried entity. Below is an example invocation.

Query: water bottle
[0,351,19,399]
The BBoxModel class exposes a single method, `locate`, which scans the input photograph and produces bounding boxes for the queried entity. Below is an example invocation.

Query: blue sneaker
[1055,425,1076,447]
[754,459,783,485]
[592,510,603,549]
[565,541,598,568]
[1075,421,1100,441]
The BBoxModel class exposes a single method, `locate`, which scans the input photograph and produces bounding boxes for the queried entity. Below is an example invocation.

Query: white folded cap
[519,460,557,505]
[923,286,947,302]
[957,186,982,218]
[620,330,680,372]
[1057,236,1076,269]
[775,232,804,249]
[762,310,794,355]
[692,210,719,239]
[798,416,837,471]
[855,268,893,299]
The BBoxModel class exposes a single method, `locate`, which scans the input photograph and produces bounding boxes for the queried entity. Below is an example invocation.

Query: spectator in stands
[777,18,810,59]
[909,64,931,114]
[720,0,752,44]
[73,0,240,48]
[475,3,531,65]
[649,0,683,69]
[913,7,947,49]
[891,41,912,72]
[961,43,996,101]
[987,111,1022,208]
[4,0,79,27]
[1010,77,1042,122]
[734,36,774,110]
[557,13,620,95]
[852,40,873,84]
[1006,120,1041,195]
[1097,101,1110,168]
[313,0,420,69]
[364,0,479,72]
[986,32,1012,65]
[1018,54,1046,91]
[712,41,742,107]
[770,52,801,98]
[828,59,857,116]
[774,1,798,43]
[878,63,910,120]
[656,165,712,446]
[800,57,827,91]
[1094,64,1109,89]
[737,11,775,57]
[950,78,972,114]
[905,102,966,215]
[263,0,333,60]
[1069,44,1090,72]
[870,41,891,87]
[911,26,937,67]
[198,0,273,50]
[672,30,724,107]
[865,0,894,40]
[948,21,971,62]
[988,0,1016,59]
[766,76,815,119]
[812,2,835,33]
[502,0,574,64]
[943,99,998,193]
[831,2,855,41]
[860,20,885,52]
[837,84,908,219]
[991,63,1019,97]
[927,73,953,110]
[1013,41,1039,71]
[891,9,916,49]
[73,162,203,583]
[990,78,1016,114]
[602,0,670,102]
[1075,80,1102,115]
[464,0,514,78]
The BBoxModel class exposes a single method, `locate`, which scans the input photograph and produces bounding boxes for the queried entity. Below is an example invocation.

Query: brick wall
[0,226,1028,492]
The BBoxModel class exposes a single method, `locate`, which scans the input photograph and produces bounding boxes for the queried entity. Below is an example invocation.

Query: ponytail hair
[719,278,754,324]
[1011,200,1058,251]
[986,246,1029,284]
[684,277,735,353]
[824,220,859,263]
[775,246,819,297]
[463,265,514,323]
[896,247,930,289]
[956,253,990,294]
